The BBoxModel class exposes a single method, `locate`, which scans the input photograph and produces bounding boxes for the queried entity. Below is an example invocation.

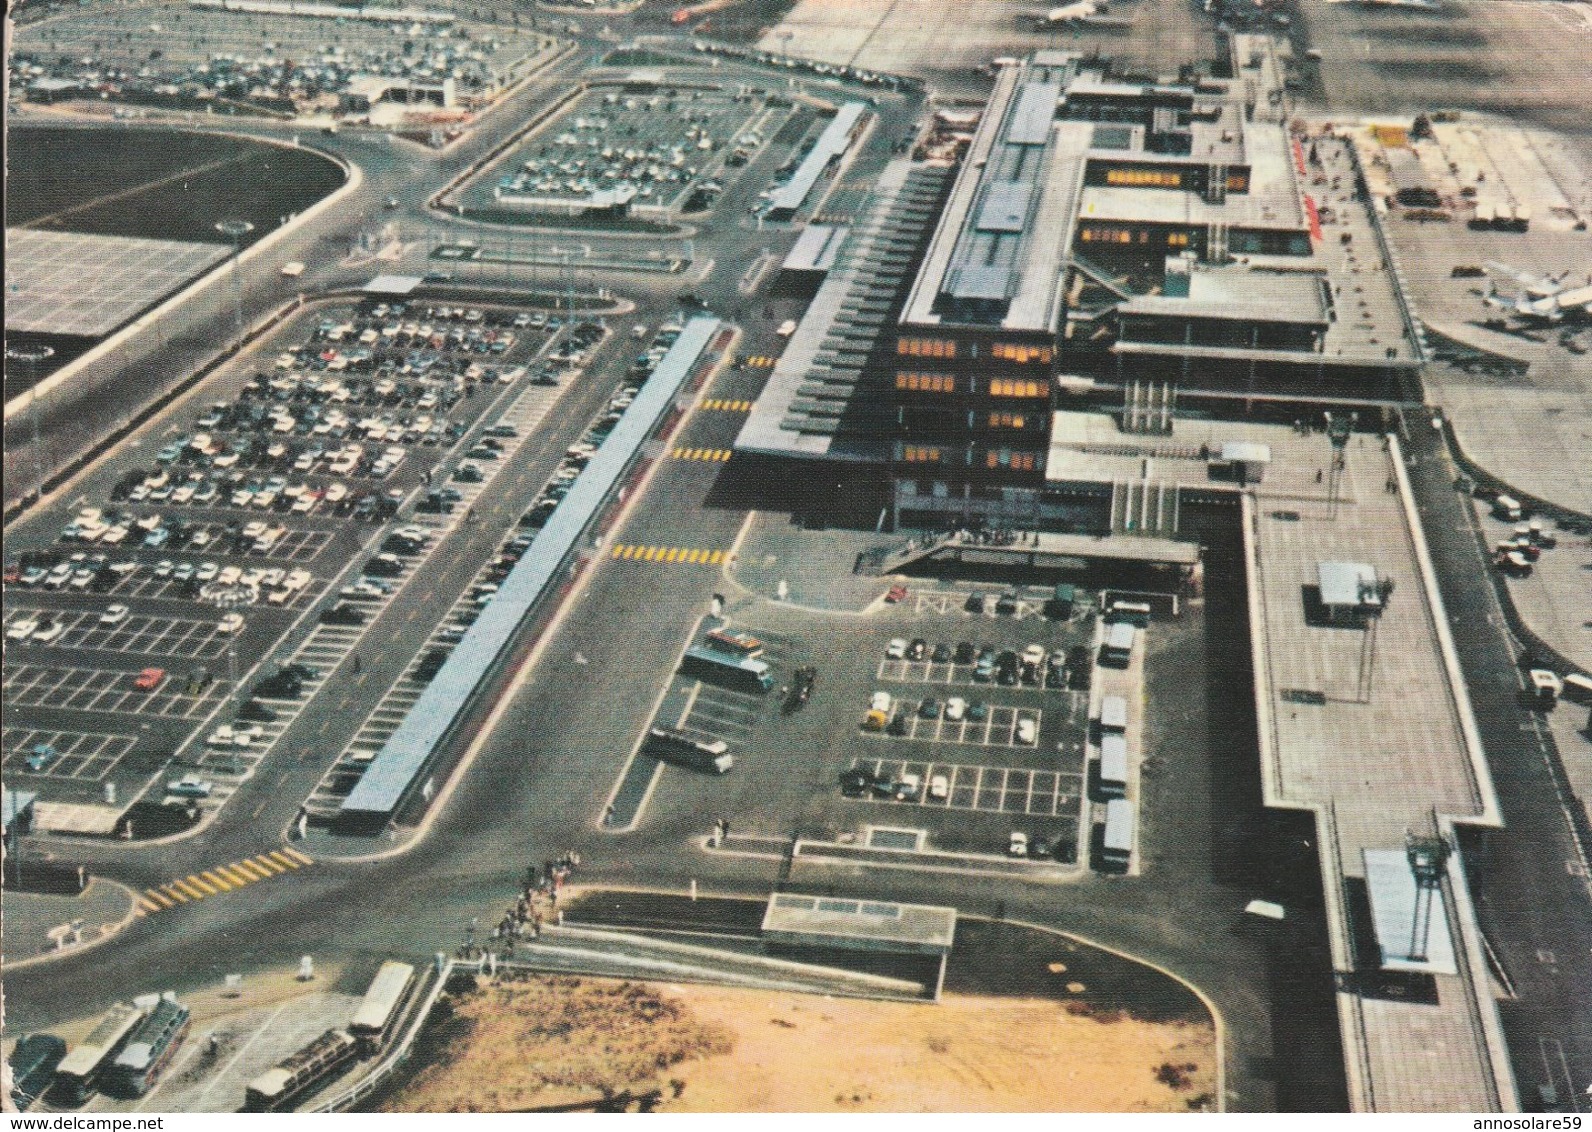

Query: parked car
[25,744,59,772]
[166,775,213,798]
[133,667,166,691]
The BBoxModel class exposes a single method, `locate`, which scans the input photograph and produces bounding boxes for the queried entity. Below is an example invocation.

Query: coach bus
[52,1002,145,1105]
[681,646,774,693]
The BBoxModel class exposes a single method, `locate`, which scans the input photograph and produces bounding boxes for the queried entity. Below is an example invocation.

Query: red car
[885,584,909,604]
[133,667,166,692]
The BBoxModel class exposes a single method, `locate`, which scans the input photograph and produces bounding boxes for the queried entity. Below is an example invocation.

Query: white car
[167,775,213,798]
[31,621,65,644]
[1015,716,1038,745]
[1009,831,1029,858]
[944,696,968,722]
[99,604,130,626]
[7,616,40,641]
[1021,643,1046,668]
[893,773,922,801]
[869,690,893,714]
[928,773,950,801]
[195,562,220,582]
[885,638,908,660]
[217,612,244,634]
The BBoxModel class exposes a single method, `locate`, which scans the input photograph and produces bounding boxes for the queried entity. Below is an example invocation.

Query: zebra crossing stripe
[280,847,313,866]
[232,859,271,881]
[268,850,303,870]
[251,855,288,876]
[200,870,234,892]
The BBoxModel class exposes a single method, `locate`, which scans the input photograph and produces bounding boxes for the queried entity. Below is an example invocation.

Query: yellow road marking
[268,850,303,870]
[144,889,175,909]
[232,859,271,881]
[251,855,288,876]
[171,878,207,900]
[281,846,313,866]
[215,864,253,886]
[200,870,234,892]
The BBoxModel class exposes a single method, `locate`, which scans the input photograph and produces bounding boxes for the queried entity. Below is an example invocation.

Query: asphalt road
[1403,420,1592,1112]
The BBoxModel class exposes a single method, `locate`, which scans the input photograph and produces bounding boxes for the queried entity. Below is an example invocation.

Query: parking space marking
[862,699,1041,749]
[911,588,1050,620]
[2,727,138,781]
[849,756,1083,818]
[875,657,1055,692]
[2,664,229,718]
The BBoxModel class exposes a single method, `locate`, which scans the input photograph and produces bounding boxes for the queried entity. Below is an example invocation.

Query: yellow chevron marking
[267,851,303,870]
[280,847,313,866]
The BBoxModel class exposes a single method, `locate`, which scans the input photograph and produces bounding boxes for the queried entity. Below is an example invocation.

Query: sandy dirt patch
[379,974,1214,1112]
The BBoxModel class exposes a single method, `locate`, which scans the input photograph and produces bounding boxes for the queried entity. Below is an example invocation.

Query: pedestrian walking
[352,654,361,674]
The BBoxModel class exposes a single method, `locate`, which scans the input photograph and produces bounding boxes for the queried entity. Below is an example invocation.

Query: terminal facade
[739,39,1420,533]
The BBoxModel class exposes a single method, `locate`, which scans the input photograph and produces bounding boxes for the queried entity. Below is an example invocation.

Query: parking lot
[847,755,1085,820]
[2,664,229,719]
[2,606,236,660]
[2,728,138,781]
[2,294,606,824]
[860,699,1044,748]
[10,2,558,124]
[471,83,794,220]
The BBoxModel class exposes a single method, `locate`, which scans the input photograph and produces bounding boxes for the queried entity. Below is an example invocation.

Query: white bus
[350,961,416,1050]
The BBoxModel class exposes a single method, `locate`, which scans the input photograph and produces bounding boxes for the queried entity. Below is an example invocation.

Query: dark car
[887,712,909,736]
[917,698,941,719]
[994,591,1019,615]
[908,637,928,661]
[415,647,451,681]
[931,643,952,663]
[381,534,425,556]
[996,650,1020,685]
[839,766,889,798]
[953,641,976,665]
[785,664,817,713]
[365,554,404,578]
[965,592,987,614]
[253,671,304,699]
[319,603,366,626]
[237,700,279,722]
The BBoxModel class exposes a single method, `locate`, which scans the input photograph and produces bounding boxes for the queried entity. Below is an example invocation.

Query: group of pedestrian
[457,849,584,960]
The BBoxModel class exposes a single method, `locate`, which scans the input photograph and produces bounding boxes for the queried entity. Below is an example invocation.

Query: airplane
[1044,0,1108,21]
[1482,262,1592,324]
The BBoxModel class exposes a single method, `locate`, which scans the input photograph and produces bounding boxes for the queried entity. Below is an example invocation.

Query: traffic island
[2,877,140,967]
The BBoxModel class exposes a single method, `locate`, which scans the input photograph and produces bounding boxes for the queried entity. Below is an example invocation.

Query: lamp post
[7,344,55,504]
[205,583,251,774]
[215,219,255,351]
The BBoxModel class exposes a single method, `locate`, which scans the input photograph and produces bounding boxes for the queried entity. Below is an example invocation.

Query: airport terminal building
[739,41,1421,532]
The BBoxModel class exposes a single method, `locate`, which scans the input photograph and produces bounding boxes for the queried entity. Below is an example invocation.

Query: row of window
[1106,167,1184,188]
[895,372,956,393]
[1078,225,1191,248]
[894,373,1049,399]
[897,337,956,359]
[990,342,1052,364]
[989,378,1046,398]
[988,412,1028,429]
[897,446,1043,471]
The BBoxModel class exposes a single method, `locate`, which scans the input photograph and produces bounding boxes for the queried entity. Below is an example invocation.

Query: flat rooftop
[5,229,230,338]
[762,892,957,954]
[1242,422,1511,1110]
[1116,265,1331,325]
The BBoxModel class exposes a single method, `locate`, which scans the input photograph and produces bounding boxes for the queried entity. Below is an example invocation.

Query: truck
[645,726,734,774]
[281,262,306,278]
[1099,621,1136,669]
[1101,798,1135,868]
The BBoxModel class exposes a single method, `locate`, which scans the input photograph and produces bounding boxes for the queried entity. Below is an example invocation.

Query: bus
[109,997,190,1097]
[1105,599,1151,628]
[703,627,764,658]
[1101,798,1135,868]
[350,961,417,1051]
[1099,695,1128,734]
[52,1002,145,1105]
[1098,733,1128,800]
[645,726,733,774]
[682,646,773,693]
[9,1034,66,1111]
[243,1029,361,1112]
[1099,622,1136,669]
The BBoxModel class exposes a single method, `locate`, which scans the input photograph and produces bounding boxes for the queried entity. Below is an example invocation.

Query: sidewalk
[3,878,139,965]
[727,511,900,613]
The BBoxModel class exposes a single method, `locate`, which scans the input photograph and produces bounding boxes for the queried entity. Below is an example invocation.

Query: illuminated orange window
[991,343,1054,364]
[902,446,942,464]
[988,412,1027,428]
[989,378,1045,398]
[896,372,956,393]
[986,449,1040,470]
[897,337,956,359]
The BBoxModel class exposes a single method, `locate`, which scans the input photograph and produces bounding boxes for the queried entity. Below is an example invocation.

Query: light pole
[215,219,255,351]
[7,344,55,504]
[205,584,251,773]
